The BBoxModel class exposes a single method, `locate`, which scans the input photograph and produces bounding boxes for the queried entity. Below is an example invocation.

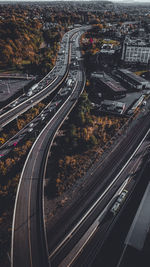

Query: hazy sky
[0,0,150,2]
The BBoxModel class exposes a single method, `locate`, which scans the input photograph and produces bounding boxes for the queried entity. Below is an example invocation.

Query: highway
[11,26,90,267]
[0,26,86,129]
[0,27,88,157]
[46,109,150,267]
[10,24,150,267]
[68,136,150,267]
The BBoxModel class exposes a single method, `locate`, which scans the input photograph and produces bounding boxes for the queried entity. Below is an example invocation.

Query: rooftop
[118,69,149,85]
[92,72,126,93]
[101,99,125,108]
[125,182,150,251]
[124,37,150,47]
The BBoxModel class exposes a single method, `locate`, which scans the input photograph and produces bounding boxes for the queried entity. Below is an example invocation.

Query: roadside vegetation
[0,139,33,262]
[0,16,61,76]
[0,98,52,262]
[45,89,127,198]
[0,102,45,145]
[0,2,149,264]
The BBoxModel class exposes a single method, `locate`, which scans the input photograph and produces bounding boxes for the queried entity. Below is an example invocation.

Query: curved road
[0,27,82,129]
[47,111,150,266]
[11,27,89,267]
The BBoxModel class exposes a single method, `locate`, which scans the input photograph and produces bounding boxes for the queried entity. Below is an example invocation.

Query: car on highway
[41,113,45,120]
[19,96,28,102]
[13,141,18,147]
[51,100,62,107]
[117,190,128,203]
[59,91,69,96]
[110,189,128,215]
[29,122,34,127]
[142,101,147,106]
[27,91,33,97]
[10,101,18,108]
[110,202,120,215]
[49,106,55,112]
[28,127,33,133]
[41,115,45,121]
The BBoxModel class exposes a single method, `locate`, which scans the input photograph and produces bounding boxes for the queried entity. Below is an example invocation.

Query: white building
[122,37,150,64]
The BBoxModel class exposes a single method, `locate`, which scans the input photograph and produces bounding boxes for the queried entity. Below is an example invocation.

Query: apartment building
[122,37,150,64]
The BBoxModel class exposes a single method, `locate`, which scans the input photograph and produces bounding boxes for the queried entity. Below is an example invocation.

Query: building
[138,28,146,38]
[127,95,145,115]
[121,37,150,64]
[91,72,126,99]
[117,183,150,267]
[100,99,126,114]
[116,69,150,90]
[101,43,116,55]
[125,182,150,250]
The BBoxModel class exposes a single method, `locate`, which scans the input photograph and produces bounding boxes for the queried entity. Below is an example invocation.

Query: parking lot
[0,79,33,103]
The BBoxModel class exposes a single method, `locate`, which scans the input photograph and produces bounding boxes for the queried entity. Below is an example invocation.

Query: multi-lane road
[46,108,150,267]
[0,27,86,129]
[8,24,150,267]
[11,26,90,267]
[6,23,150,267]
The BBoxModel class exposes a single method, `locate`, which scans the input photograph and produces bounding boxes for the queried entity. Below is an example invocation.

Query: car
[110,202,120,215]
[29,123,34,127]
[60,91,68,96]
[49,107,54,112]
[55,100,62,106]
[11,101,18,107]
[13,141,18,147]
[41,116,45,121]
[27,91,33,97]
[28,127,33,132]
[117,190,128,203]
[142,101,147,106]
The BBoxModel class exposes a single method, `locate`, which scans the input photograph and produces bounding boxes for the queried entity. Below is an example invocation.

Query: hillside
[0,17,43,69]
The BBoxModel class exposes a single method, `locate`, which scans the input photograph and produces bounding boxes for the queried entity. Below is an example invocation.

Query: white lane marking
[49,128,150,259]
[25,78,78,265]
[59,179,130,267]
[11,26,91,267]
[0,66,56,114]
[0,76,58,119]
[28,156,38,267]
[11,65,78,267]
[59,146,147,267]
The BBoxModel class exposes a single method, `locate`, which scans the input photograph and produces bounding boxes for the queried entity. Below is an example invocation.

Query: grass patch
[134,70,147,76]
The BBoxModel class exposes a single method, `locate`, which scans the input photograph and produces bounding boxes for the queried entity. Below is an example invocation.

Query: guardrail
[11,26,89,267]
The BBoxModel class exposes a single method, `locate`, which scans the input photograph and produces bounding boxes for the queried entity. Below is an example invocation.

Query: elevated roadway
[0,26,87,129]
[11,26,89,267]
[47,110,150,266]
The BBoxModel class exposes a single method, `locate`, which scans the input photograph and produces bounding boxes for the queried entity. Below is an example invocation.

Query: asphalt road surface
[11,26,89,267]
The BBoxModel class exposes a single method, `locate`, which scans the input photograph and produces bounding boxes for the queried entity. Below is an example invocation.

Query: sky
[0,0,150,2]
[0,0,148,2]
